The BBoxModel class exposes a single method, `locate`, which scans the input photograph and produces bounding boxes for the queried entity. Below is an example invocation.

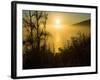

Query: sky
[45,11,90,53]
[23,10,91,53]
[47,11,90,25]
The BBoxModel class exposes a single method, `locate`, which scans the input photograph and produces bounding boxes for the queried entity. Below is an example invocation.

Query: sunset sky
[45,11,90,53]
[23,10,91,53]
[47,12,90,25]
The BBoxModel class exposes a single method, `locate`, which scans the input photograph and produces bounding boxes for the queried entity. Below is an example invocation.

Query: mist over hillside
[73,19,90,27]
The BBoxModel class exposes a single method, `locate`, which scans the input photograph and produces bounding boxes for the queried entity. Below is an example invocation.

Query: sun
[55,19,61,29]
[55,19,60,25]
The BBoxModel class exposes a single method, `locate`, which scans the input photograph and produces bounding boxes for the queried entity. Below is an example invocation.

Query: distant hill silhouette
[73,19,90,27]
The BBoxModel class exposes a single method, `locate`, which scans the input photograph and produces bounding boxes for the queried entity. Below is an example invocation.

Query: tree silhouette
[23,10,49,54]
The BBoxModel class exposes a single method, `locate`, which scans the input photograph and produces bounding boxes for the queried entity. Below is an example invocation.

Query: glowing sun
[56,19,60,25]
[55,19,61,29]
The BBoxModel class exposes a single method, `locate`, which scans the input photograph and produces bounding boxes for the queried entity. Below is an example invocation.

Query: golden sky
[45,11,90,53]
[23,10,91,53]
[47,12,90,25]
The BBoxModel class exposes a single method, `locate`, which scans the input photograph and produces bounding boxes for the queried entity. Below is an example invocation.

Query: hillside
[73,19,90,27]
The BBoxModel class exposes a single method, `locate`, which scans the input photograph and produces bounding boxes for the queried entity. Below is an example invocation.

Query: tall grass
[59,32,91,67]
[23,33,91,69]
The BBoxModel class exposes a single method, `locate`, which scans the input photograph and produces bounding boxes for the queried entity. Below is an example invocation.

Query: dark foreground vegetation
[23,33,91,69]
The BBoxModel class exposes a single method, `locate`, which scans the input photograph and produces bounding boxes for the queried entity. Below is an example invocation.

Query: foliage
[23,32,91,69]
[59,33,91,67]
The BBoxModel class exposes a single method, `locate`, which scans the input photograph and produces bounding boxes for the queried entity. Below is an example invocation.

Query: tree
[23,10,49,53]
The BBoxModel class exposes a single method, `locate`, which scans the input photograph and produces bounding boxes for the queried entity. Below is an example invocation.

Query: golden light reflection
[48,25,90,53]
[55,35,60,53]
